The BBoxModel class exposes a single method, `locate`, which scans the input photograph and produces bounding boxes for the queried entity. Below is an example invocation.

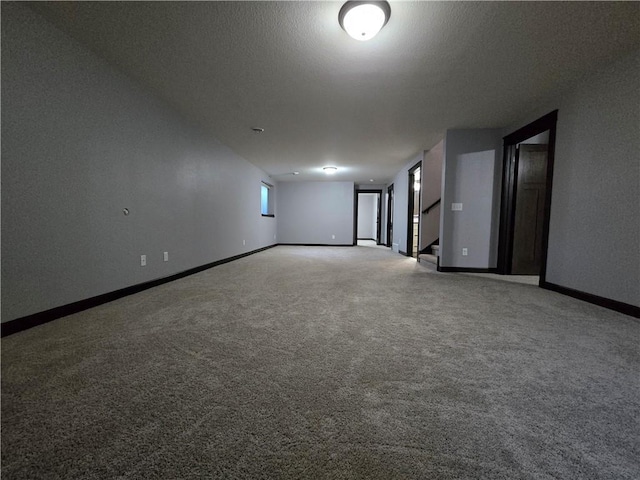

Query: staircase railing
[422,197,441,215]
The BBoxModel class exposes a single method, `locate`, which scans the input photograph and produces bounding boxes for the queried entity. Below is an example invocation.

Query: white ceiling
[29,1,639,184]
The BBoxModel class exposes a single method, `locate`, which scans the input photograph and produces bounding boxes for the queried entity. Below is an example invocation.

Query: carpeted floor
[2,246,639,479]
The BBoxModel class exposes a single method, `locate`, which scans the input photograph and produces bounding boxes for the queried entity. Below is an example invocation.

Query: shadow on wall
[440,129,504,269]
[420,139,443,252]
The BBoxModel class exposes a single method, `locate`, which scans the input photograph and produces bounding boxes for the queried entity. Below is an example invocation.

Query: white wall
[357,194,377,239]
[1,4,277,322]
[276,182,354,245]
[544,49,639,306]
[440,129,503,268]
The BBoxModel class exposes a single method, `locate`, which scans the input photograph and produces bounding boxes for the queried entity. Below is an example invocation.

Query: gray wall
[440,129,503,268]
[357,194,377,239]
[1,4,277,323]
[421,139,444,250]
[276,182,355,245]
[544,49,639,306]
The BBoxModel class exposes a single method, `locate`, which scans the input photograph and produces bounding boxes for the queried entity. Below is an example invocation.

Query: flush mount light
[252,127,264,133]
[339,1,391,41]
[323,166,338,174]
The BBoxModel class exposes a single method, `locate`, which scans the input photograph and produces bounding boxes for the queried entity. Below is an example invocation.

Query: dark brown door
[406,162,421,257]
[387,185,394,247]
[512,144,548,274]
[375,193,381,244]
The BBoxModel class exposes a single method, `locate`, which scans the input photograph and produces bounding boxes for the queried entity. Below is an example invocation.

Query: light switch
[452,203,463,211]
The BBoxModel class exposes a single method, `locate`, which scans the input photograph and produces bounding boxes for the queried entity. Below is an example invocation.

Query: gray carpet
[2,245,639,479]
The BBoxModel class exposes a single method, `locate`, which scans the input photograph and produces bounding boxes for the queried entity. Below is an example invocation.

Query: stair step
[418,253,437,265]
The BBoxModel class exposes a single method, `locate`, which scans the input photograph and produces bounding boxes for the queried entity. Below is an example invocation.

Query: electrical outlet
[332,234,335,239]
[462,248,468,256]
[140,254,147,266]
[452,203,463,211]
[163,252,169,262]
[243,239,246,246]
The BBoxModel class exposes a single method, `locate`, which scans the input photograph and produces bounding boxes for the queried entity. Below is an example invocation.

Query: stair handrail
[422,197,441,215]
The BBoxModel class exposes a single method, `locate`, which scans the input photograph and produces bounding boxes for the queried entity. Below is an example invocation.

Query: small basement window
[261,182,274,217]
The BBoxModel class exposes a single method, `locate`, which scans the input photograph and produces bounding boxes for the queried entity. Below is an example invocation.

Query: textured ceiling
[29,1,640,183]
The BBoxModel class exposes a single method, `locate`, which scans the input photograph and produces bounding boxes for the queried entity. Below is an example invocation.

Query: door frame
[354,189,383,245]
[386,184,394,247]
[406,161,422,257]
[497,110,558,282]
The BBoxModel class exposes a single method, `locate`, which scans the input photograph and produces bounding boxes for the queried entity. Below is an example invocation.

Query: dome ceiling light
[323,166,338,174]
[338,1,391,41]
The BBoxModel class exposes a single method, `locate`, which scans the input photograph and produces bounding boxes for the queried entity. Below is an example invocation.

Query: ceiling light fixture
[339,1,391,41]
[252,127,264,133]
[323,166,338,174]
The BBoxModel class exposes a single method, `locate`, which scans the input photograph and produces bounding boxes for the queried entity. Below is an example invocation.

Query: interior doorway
[406,162,422,258]
[512,143,548,274]
[386,184,394,247]
[498,110,558,282]
[355,190,382,245]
